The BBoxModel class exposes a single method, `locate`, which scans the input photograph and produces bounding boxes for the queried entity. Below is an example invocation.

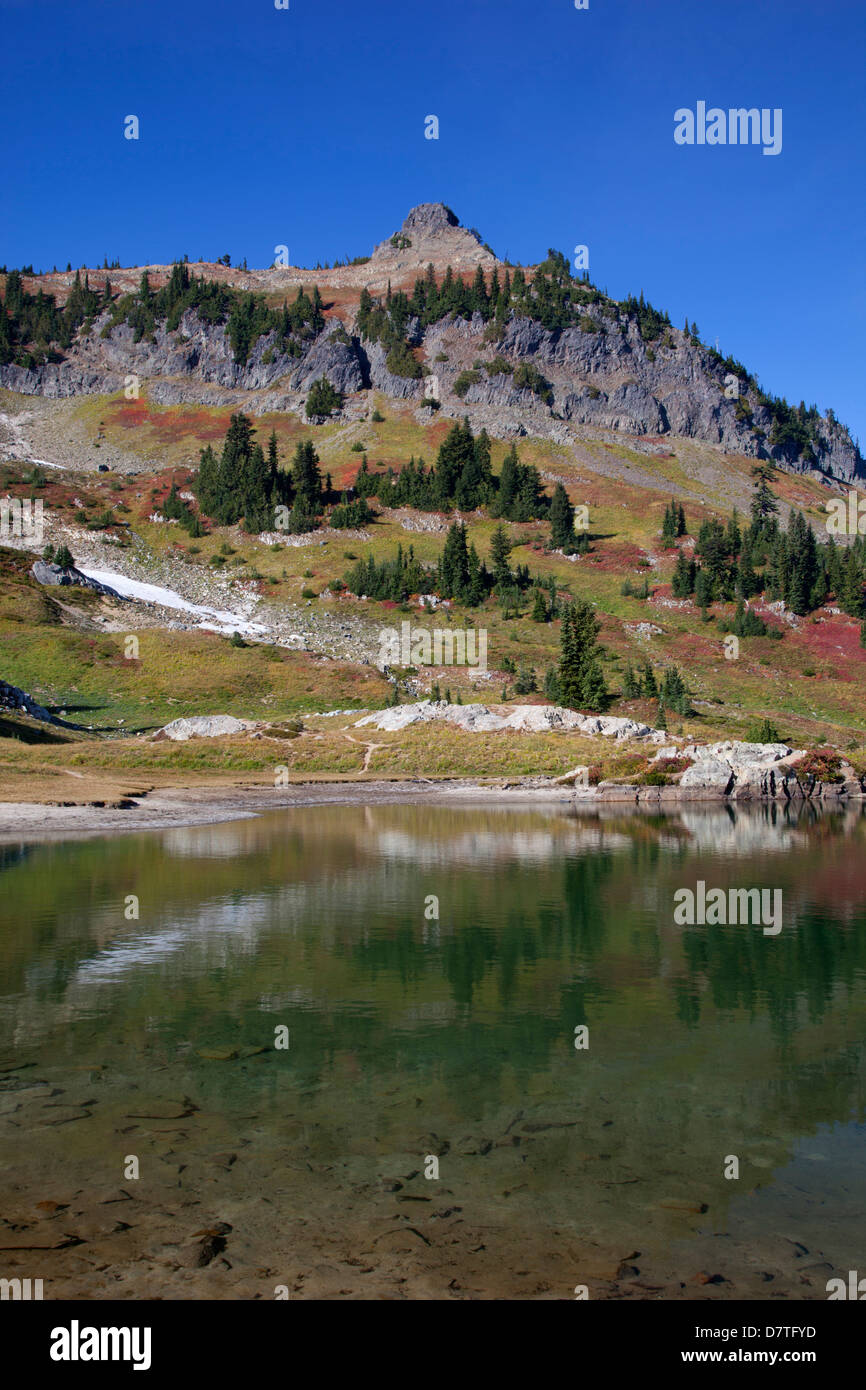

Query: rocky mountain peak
[401,202,460,234]
[370,202,498,277]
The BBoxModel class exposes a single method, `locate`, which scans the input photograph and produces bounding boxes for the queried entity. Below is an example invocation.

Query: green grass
[1,390,864,768]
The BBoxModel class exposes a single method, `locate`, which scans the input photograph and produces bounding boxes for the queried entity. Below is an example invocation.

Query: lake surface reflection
[1,800,864,1299]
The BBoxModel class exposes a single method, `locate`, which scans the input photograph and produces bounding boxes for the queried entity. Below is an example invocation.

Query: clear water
[1,800,865,1299]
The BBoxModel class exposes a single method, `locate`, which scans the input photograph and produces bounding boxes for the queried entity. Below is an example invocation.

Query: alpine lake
[1,798,865,1300]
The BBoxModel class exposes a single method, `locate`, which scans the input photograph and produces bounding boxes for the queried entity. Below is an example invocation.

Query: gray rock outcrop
[0,678,55,724]
[354,700,666,740]
[151,714,255,742]
[680,758,736,793]
[31,560,123,597]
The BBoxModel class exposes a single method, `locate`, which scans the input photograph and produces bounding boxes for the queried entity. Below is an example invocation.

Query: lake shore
[0,771,861,841]
[0,778,584,840]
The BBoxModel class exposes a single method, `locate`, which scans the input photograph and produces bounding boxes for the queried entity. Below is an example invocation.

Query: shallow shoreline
[0,779,580,840]
[0,774,860,841]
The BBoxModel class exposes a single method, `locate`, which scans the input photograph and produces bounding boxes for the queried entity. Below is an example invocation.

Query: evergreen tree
[546,574,559,618]
[437,417,475,501]
[306,376,342,419]
[558,600,608,711]
[291,439,323,510]
[531,586,548,622]
[839,548,864,617]
[544,666,561,702]
[550,482,577,551]
[809,569,828,610]
[661,665,692,716]
[696,517,735,598]
[694,567,714,610]
[581,660,609,711]
[438,522,471,599]
[622,663,642,699]
[466,542,486,606]
[750,462,779,532]
[489,523,513,588]
[736,544,759,599]
[671,552,696,598]
[470,265,488,316]
[496,444,519,518]
[661,499,678,547]
[241,443,271,531]
[195,411,269,525]
[559,605,583,709]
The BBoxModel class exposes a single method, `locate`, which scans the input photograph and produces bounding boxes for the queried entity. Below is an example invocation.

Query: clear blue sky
[4,0,864,445]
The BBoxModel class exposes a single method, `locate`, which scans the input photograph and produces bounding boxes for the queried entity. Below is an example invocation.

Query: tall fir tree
[550,482,577,551]
[489,523,513,588]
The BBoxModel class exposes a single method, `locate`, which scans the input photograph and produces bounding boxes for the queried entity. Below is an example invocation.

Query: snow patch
[77,565,269,637]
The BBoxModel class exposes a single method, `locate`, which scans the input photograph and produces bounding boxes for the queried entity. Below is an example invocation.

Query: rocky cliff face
[2,203,861,482]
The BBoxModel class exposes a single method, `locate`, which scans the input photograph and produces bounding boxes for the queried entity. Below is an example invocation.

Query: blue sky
[4,0,864,444]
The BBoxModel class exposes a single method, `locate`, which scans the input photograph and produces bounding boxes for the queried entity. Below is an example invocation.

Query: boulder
[31,560,122,597]
[679,758,734,794]
[0,678,55,724]
[151,715,254,742]
[685,740,791,767]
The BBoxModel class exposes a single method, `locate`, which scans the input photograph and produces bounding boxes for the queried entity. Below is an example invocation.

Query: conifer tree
[490,523,513,588]
[496,445,519,518]
[661,500,678,547]
[550,482,577,552]
[736,545,759,599]
[558,600,608,712]
[471,265,488,316]
[672,552,696,598]
[622,663,642,699]
[750,462,779,531]
[694,567,714,610]
[438,522,471,598]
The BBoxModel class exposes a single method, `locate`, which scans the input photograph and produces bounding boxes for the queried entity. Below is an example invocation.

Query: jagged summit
[402,202,460,233]
[369,202,498,277]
